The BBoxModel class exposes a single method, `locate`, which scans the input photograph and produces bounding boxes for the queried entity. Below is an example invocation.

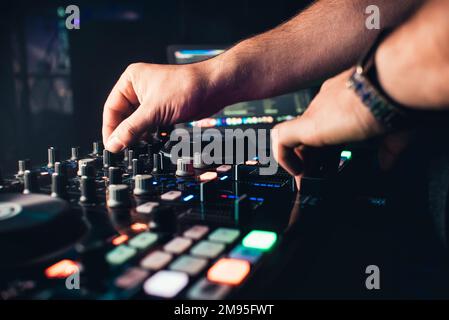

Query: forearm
[201,0,422,105]
[376,0,449,110]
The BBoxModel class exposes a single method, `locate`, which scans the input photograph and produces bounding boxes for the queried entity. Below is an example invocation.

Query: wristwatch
[347,30,414,130]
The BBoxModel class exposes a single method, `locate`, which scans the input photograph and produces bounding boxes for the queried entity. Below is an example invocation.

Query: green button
[129,232,158,250]
[208,228,240,244]
[191,241,225,258]
[242,230,277,251]
[170,255,208,276]
[106,245,137,265]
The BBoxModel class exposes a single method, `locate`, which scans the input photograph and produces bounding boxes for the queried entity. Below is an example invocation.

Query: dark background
[0,0,312,174]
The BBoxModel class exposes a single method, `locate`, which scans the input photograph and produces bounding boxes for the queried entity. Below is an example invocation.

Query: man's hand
[102,62,223,153]
[272,69,409,182]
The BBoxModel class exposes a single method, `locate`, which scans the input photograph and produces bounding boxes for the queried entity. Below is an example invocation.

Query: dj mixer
[0,131,354,300]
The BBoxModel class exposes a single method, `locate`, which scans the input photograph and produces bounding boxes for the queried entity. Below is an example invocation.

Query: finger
[102,71,139,145]
[105,105,150,153]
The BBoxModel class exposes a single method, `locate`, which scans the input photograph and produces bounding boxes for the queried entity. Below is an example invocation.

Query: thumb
[105,105,150,152]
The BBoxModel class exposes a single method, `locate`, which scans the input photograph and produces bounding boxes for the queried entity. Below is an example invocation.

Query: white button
[164,237,193,254]
[136,202,159,214]
[161,190,182,201]
[143,270,188,298]
[216,165,232,173]
[183,225,209,240]
[140,250,173,270]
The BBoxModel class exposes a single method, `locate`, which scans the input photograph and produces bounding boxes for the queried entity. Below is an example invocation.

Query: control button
[70,146,80,161]
[187,278,231,300]
[140,250,173,270]
[47,147,58,168]
[127,150,134,172]
[131,158,143,177]
[133,174,153,195]
[208,228,240,244]
[79,176,96,204]
[45,259,80,279]
[107,184,130,208]
[53,162,66,176]
[103,149,115,169]
[112,234,129,246]
[143,270,188,298]
[169,255,208,276]
[163,237,192,255]
[115,267,149,290]
[183,225,209,240]
[193,152,208,169]
[152,153,163,174]
[51,173,67,199]
[207,258,250,286]
[92,141,103,156]
[17,159,31,176]
[216,165,232,173]
[198,171,218,182]
[175,158,194,177]
[136,201,159,214]
[23,170,39,194]
[161,190,181,201]
[128,232,158,250]
[106,245,137,265]
[77,158,96,176]
[108,166,122,185]
[242,230,277,251]
[190,241,225,259]
[229,245,263,264]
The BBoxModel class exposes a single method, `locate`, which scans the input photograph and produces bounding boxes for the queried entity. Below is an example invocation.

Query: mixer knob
[92,141,103,156]
[17,159,31,176]
[103,149,115,169]
[193,152,208,169]
[123,148,129,163]
[107,184,130,208]
[127,150,134,172]
[54,162,67,176]
[176,158,194,177]
[51,173,67,199]
[77,158,96,176]
[152,153,163,174]
[133,174,153,196]
[71,147,80,161]
[132,158,143,177]
[23,170,40,194]
[108,167,122,185]
[79,176,96,204]
[47,147,59,169]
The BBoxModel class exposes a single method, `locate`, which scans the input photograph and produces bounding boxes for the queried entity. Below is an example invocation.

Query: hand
[102,62,223,153]
[271,69,409,184]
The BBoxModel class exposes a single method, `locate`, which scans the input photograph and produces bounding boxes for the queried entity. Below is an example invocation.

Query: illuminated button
[242,230,277,251]
[136,201,159,214]
[45,259,79,279]
[141,250,173,270]
[216,165,232,173]
[169,255,208,276]
[128,232,158,250]
[115,267,149,289]
[183,225,209,240]
[229,245,263,264]
[163,237,193,254]
[207,258,250,286]
[106,245,137,265]
[198,172,218,182]
[208,228,240,244]
[143,270,188,298]
[161,190,182,201]
[187,278,231,300]
[112,234,129,246]
[245,160,258,166]
[191,241,225,259]
[130,222,148,232]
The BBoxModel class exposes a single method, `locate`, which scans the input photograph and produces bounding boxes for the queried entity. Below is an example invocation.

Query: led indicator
[45,259,79,279]
[242,230,277,251]
[341,150,352,160]
[183,195,194,202]
[112,234,129,246]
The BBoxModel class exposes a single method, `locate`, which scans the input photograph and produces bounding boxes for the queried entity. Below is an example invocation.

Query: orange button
[207,258,250,286]
[198,172,218,182]
[45,259,79,279]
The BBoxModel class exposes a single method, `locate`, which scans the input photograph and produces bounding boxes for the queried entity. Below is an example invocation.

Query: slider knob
[92,141,104,156]
[107,184,130,208]
[108,167,122,185]
[18,159,31,176]
[176,158,194,177]
[133,174,153,196]
[103,149,115,169]
[23,170,40,194]
[51,173,67,199]
[132,158,143,177]
[71,147,80,161]
[47,147,59,169]
[79,176,97,204]
[152,153,163,174]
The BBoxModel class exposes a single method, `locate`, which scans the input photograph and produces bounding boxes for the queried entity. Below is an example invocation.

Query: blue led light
[152,181,158,185]
[220,175,228,181]
[183,195,194,202]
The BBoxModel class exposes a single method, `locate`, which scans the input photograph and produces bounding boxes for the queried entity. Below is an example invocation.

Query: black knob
[176,158,194,177]
[18,159,31,176]
[92,141,103,156]
[54,162,67,176]
[127,150,134,172]
[132,158,143,177]
[71,147,80,161]
[47,147,59,169]
[51,173,68,199]
[108,167,122,185]
[103,149,115,169]
[107,184,130,208]
[77,158,96,176]
[79,176,96,204]
[133,174,153,195]
[152,153,163,174]
[23,170,39,194]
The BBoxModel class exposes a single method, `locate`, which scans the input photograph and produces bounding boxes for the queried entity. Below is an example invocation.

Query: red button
[207,258,250,286]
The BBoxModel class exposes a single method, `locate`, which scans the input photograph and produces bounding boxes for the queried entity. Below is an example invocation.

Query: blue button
[229,245,263,264]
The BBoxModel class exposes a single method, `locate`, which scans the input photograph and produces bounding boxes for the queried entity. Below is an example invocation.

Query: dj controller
[0,129,358,300]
